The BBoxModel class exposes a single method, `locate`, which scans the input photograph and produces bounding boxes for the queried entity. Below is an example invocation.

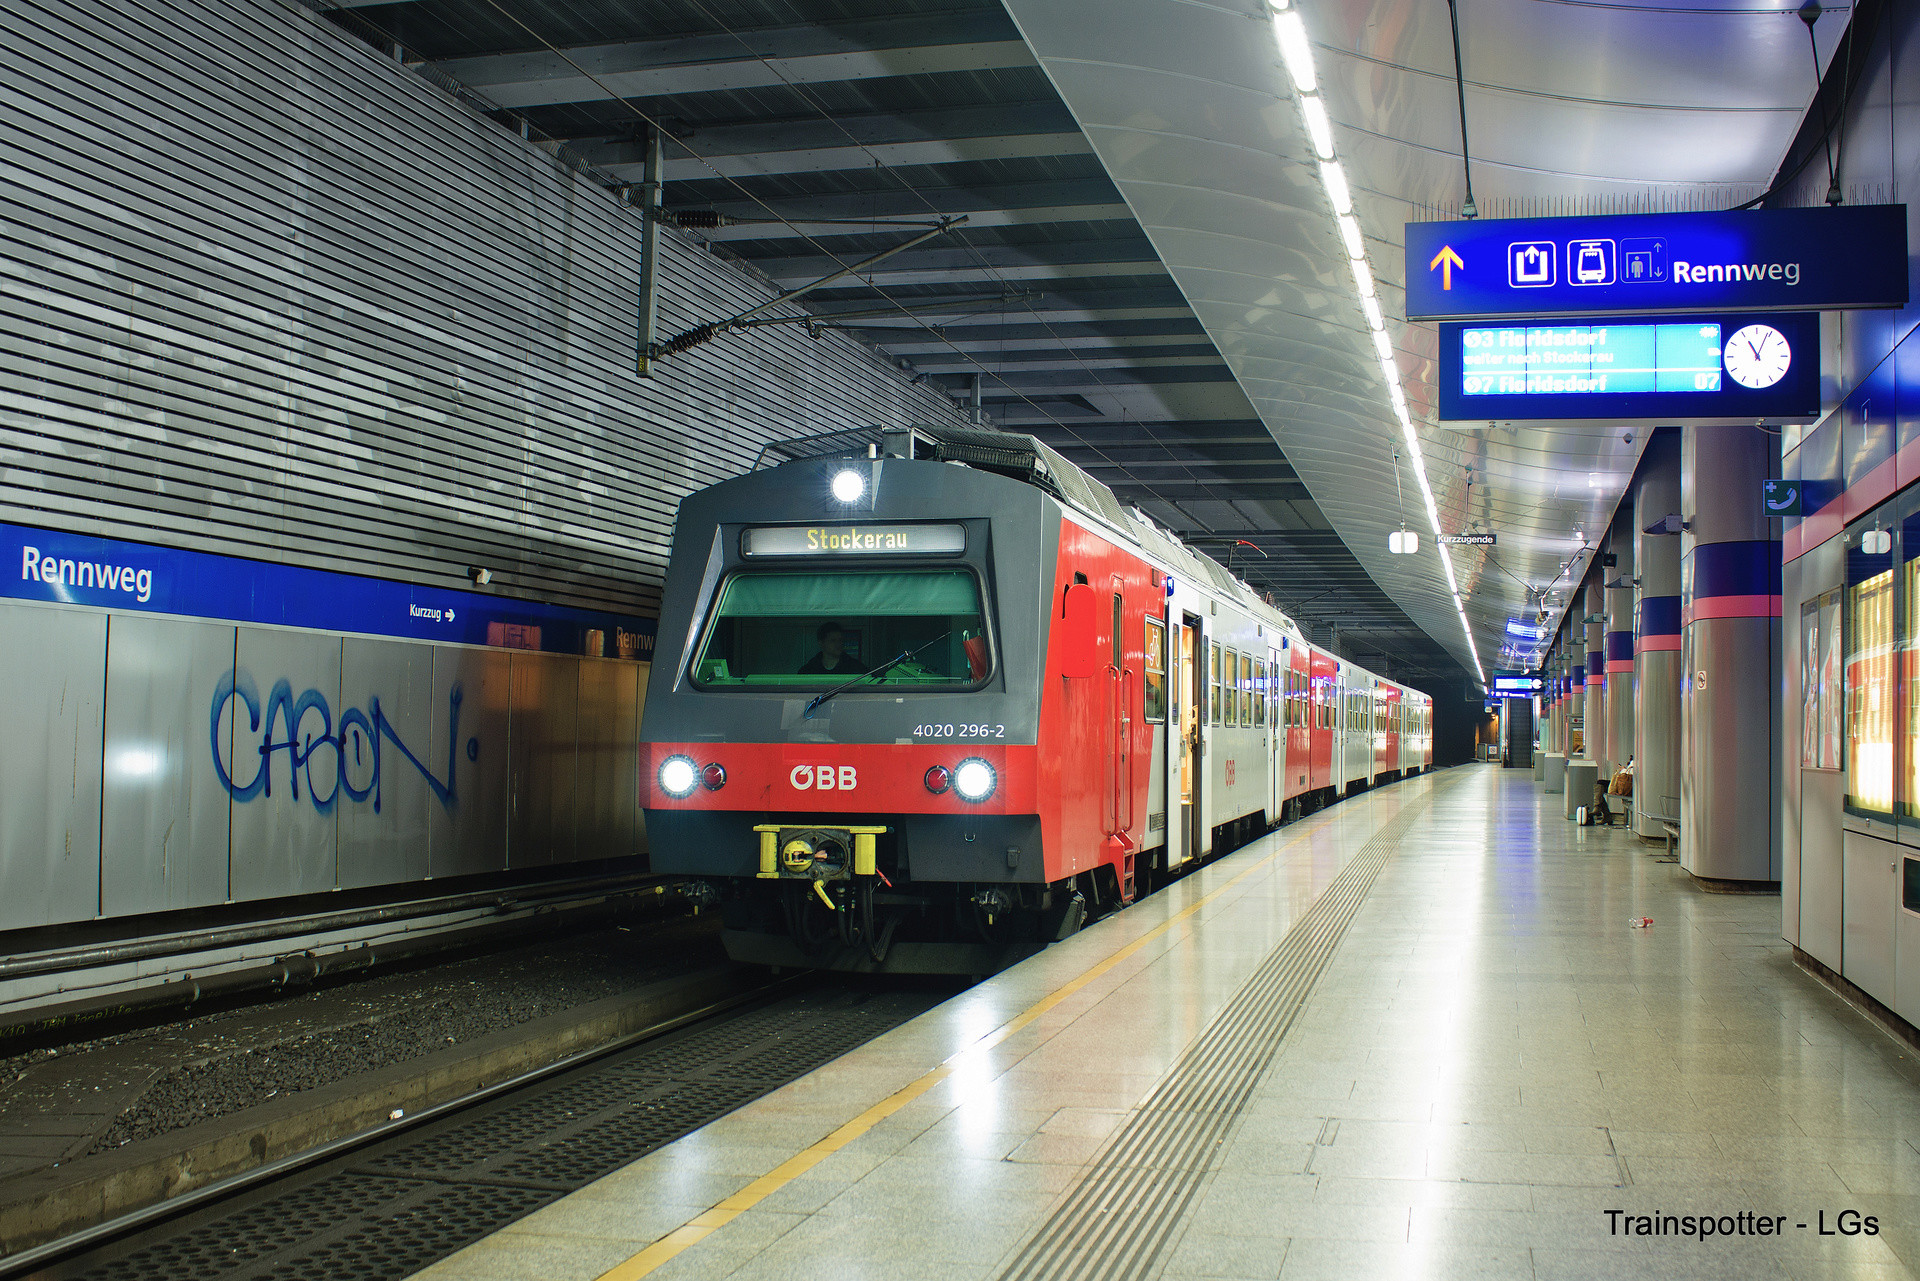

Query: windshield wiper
[803,631,953,719]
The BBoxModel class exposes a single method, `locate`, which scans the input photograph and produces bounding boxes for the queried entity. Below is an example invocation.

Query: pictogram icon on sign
[1508,241,1555,287]
[1567,239,1616,286]
[1429,245,1464,290]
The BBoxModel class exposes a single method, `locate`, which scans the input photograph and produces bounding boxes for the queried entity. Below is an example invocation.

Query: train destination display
[1436,312,1818,422]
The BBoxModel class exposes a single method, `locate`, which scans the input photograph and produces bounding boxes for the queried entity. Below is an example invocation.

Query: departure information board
[1458,322,1726,397]
[1436,311,1818,422]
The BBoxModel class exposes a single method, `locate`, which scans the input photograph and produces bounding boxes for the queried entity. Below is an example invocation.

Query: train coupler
[753,824,889,884]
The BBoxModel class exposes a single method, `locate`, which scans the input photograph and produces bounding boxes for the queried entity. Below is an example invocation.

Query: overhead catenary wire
[668,0,1263,547]
[344,0,1113,449]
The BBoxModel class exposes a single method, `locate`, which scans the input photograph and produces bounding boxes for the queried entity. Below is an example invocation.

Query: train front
[641,450,1071,973]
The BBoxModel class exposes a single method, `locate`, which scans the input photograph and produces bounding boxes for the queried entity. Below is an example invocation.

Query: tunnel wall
[0,0,969,932]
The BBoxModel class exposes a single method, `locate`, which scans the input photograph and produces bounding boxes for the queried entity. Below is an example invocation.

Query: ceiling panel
[997,0,1839,678]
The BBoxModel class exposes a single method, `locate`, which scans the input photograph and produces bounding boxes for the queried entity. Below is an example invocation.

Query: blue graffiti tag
[211,672,476,814]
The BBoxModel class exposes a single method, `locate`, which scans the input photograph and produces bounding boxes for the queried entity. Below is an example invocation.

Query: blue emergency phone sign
[1405,205,1907,321]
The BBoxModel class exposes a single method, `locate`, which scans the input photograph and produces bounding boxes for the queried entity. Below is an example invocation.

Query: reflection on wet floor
[412,767,1920,1281]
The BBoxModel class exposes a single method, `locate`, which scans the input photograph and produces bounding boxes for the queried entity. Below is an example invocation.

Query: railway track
[5,973,951,1280]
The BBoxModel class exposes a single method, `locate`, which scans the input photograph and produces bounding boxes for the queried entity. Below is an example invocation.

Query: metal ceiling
[993,0,1845,679]
[319,0,1844,686]
[322,0,1469,685]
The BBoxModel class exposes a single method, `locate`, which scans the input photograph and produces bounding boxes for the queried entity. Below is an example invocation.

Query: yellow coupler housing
[752,824,889,878]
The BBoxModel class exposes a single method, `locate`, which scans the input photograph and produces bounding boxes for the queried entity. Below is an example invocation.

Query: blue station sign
[1405,206,1907,321]
[1,521,656,659]
[1436,312,1820,423]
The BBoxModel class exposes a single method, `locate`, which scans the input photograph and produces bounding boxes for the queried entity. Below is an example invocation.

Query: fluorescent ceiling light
[1349,256,1375,298]
[1300,95,1334,160]
[1337,214,1365,260]
[1319,161,1352,215]
[1272,10,1317,93]
[1371,328,1393,361]
[1363,296,1384,331]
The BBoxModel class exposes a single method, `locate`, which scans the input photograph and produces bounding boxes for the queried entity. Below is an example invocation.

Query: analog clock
[1723,324,1792,389]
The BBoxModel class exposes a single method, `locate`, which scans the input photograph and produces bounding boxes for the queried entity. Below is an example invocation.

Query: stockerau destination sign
[741,523,967,557]
[1405,206,1907,321]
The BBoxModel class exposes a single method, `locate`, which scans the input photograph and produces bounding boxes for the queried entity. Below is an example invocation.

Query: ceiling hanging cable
[1731,0,1872,209]
[1446,0,1479,218]
[1799,0,1844,204]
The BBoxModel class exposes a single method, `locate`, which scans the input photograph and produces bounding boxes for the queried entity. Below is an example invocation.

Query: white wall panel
[101,614,235,915]
[0,601,104,929]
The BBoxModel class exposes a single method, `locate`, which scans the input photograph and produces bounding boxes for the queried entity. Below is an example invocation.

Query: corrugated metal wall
[1,0,969,618]
[0,0,974,932]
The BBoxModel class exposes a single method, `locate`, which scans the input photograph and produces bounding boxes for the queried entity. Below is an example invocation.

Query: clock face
[1723,324,1792,390]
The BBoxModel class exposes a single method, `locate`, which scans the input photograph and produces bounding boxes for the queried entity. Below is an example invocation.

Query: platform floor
[412,766,1920,1281]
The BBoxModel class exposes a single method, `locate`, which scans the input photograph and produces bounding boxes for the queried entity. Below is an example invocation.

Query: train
[640,425,1432,972]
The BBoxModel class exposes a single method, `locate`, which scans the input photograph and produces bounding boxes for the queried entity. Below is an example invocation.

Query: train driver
[798,621,868,675]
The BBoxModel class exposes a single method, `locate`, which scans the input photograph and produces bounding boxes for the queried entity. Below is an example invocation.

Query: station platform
[411,766,1920,1281]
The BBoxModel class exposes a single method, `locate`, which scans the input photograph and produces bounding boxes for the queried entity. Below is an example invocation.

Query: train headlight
[830,468,866,503]
[658,755,700,798]
[952,757,996,803]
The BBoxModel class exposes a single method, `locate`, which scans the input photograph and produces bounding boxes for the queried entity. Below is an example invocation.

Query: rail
[0,871,669,1039]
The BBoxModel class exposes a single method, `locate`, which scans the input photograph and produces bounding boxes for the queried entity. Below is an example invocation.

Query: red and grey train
[641,427,1432,971]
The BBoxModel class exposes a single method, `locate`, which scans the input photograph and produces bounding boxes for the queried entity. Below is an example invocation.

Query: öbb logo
[790,764,858,791]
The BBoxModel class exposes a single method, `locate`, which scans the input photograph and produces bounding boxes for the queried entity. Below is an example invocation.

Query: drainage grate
[995,778,1453,1281]
[62,986,940,1281]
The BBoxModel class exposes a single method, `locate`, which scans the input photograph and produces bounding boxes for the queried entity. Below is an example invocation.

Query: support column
[1567,618,1585,758]
[1604,511,1636,780]
[1680,424,1781,881]
[1542,644,1567,792]
[1586,576,1606,766]
[1635,431,1683,839]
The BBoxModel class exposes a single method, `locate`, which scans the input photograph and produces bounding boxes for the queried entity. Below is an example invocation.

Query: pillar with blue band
[1680,424,1780,882]
[1603,507,1635,781]
[1635,430,1683,842]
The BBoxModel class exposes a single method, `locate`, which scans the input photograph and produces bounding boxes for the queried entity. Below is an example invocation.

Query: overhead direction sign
[1436,312,1819,422]
[1405,206,1907,321]
[1439,533,1496,546]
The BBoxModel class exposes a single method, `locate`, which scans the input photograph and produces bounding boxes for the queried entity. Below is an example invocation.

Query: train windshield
[693,569,990,688]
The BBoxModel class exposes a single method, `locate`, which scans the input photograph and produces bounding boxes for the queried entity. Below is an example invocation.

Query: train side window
[1224,648,1239,725]
[1240,653,1253,727]
[1111,593,1123,668]
[1254,659,1267,727]
[1144,617,1167,722]
[1210,643,1222,725]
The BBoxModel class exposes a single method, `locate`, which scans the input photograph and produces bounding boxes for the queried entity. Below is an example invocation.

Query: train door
[1105,576,1136,895]
[1180,613,1204,861]
[1268,645,1283,821]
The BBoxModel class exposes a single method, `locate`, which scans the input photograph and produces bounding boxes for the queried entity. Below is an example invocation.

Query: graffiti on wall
[211,672,479,813]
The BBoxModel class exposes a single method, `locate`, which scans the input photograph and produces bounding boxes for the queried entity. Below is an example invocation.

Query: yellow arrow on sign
[1429,245,1464,290]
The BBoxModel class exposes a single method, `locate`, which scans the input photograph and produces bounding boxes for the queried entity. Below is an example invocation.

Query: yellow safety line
[594,815,1336,1281]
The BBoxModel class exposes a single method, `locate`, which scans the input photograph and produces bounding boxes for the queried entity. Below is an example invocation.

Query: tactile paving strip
[67,987,937,1281]
[995,777,1455,1281]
